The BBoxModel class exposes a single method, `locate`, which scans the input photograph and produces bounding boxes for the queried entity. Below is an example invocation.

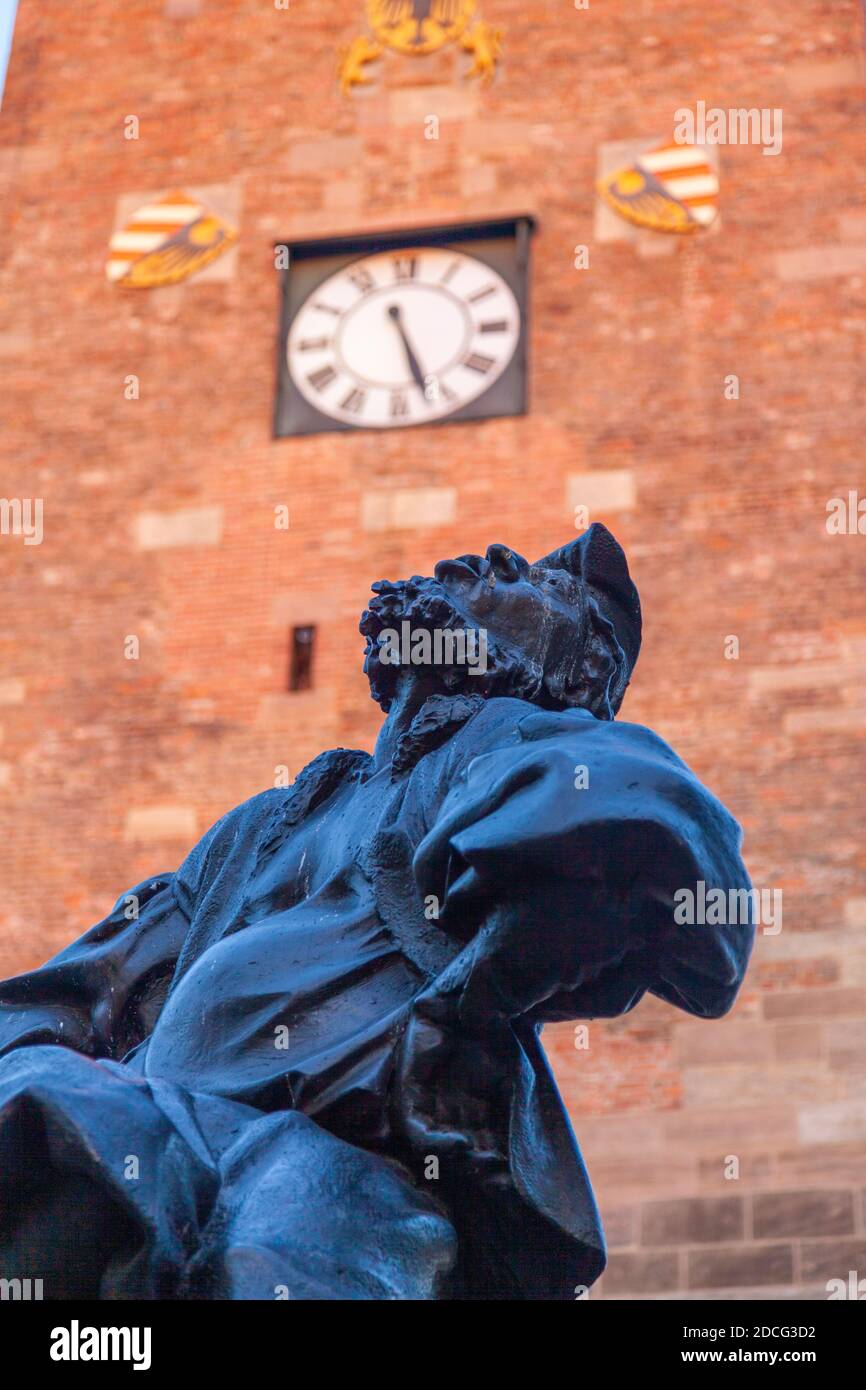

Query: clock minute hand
[387,304,427,394]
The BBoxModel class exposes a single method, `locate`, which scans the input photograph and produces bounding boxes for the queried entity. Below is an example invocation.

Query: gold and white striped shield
[598,142,719,234]
[106,190,238,288]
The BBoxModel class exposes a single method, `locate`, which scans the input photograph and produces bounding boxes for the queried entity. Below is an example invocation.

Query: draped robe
[0,695,754,1299]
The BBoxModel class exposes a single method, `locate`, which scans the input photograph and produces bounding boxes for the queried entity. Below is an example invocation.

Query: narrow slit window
[289,625,316,691]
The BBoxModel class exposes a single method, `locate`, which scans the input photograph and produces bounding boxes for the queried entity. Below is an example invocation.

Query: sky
[0,0,19,111]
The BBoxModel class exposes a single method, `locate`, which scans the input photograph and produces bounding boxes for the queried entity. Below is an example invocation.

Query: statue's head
[359,523,642,720]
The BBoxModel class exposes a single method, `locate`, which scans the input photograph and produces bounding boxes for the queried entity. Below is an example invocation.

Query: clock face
[286,246,521,430]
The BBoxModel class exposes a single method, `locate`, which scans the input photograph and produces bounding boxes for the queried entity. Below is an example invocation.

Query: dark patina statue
[0,525,754,1299]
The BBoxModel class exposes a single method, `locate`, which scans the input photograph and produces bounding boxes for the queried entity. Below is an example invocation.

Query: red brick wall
[2,0,866,1298]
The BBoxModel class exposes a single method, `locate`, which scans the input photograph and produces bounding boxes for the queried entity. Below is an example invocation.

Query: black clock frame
[272,216,536,438]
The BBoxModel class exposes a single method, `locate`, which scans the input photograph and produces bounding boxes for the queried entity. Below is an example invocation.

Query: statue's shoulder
[206,747,374,847]
[440,696,598,764]
[511,705,680,759]
[445,699,709,793]
[255,746,373,867]
[502,705,742,838]
[174,748,373,910]
[394,696,669,782]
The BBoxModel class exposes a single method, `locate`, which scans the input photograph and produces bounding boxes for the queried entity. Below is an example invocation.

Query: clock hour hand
[387,304,427,394]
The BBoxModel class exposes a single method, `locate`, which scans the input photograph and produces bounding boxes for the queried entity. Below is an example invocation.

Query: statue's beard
[358,576,545,713]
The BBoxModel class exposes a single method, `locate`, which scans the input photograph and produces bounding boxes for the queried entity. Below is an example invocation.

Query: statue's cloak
[0,696,754,1298]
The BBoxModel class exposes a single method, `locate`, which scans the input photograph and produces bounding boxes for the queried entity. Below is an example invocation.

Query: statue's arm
[413,713,755,1027]
[0,874,190,1062]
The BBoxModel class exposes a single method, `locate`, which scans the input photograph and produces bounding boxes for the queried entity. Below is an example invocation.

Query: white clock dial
[287,246,521,428]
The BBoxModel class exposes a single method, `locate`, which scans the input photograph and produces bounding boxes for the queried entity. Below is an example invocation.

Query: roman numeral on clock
[340,387,366,414]
[392,256,418,281]
[347,267,375,294]
[479,320,509,334]
[307,365,338,392]
[427,378,457,404]
[461,353,496,374]
[298,337,332,351]
[390,391,410,417]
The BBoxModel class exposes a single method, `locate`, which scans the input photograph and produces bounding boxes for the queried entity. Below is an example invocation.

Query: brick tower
[2,0,866,1298]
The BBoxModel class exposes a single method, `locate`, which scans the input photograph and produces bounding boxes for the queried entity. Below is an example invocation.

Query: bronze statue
[0,525,753,1299]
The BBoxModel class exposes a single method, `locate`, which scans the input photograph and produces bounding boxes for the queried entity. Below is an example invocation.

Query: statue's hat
[536,523,642,679]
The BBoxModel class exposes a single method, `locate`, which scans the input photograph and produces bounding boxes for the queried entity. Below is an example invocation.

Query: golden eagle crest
[338,0,502,93]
